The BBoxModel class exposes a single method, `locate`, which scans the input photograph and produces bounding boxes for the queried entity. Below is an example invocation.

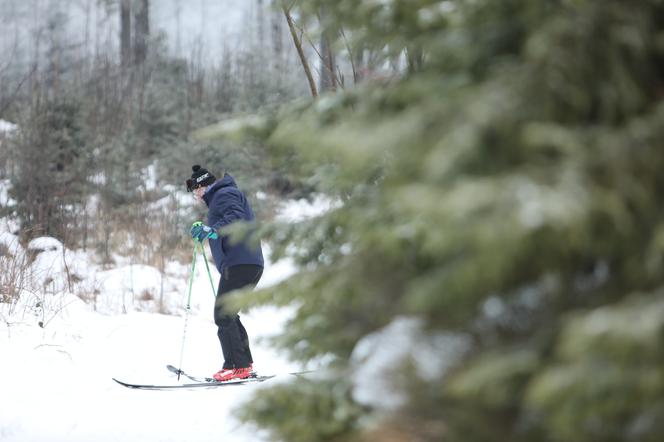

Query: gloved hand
[190,221,219,242]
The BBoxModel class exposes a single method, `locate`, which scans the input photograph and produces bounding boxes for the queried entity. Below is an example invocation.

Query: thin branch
[0,36,19,75]
[336,65,344,88]
[293,18,339,90]
[294,20,324,61]
[282,4,318,97]
[0,64,37,117]
[340,27,358,84]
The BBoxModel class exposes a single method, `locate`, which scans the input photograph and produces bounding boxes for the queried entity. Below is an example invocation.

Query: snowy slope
[0,256,295,442]
[0,304,295,441]
[0,197,330,442]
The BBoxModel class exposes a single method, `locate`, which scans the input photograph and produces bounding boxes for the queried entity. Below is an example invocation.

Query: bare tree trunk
[83,0,92,69]
[133,0,149,65]
[283,5,317,97]
[271,0,284,79]
[257,0,266,51]
[120,0,131,67]
[216,43,234,112]
[406,46,425,73]
[318,6,338,92]
[174,0,182,56]
[340,27,363,85]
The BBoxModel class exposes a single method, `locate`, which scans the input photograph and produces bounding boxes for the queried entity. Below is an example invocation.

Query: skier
[186,164,264,382]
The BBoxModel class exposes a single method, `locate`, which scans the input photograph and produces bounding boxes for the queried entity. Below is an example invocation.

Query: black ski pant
[214,264,262,369]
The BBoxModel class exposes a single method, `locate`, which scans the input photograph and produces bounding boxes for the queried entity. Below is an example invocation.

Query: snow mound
[93,264,168,314]
[0,119,17,133]
[27,240,89,293]
[28,236,64,253]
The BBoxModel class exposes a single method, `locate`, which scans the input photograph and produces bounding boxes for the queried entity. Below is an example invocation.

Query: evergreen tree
[9,98,91,241]
[200,0,664,441]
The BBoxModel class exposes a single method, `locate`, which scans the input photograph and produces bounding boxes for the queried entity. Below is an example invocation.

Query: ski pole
[197,242,218,298]
[191,221,219,298]
[176,242,198,381]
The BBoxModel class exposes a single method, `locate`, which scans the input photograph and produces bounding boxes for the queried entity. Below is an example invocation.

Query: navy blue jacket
[203,174,264,273]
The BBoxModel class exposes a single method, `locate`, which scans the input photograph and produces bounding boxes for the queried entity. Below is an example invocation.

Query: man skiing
[186,164,264,382]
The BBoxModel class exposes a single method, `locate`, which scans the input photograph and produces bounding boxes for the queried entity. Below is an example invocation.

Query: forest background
[2,1,664,442]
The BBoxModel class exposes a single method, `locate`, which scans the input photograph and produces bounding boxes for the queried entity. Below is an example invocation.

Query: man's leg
[236,266,261,366]
[214,265,262,368]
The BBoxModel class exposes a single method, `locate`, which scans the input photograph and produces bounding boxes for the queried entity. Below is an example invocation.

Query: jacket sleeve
[209,189,246,231]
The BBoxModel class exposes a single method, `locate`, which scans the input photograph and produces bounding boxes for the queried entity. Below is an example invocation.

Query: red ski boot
[214,366,252,382]
[212,368,233,382]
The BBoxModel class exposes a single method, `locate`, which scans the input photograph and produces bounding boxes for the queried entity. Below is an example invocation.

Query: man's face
[193,186,206,201]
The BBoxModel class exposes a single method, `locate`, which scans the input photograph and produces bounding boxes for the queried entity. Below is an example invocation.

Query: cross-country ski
[112,364,314,390]
[112,375,276,390]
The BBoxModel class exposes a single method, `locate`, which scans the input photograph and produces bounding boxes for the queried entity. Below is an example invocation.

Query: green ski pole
[176,242,198,381]
[191,221,218,298]
[197,242,218,298]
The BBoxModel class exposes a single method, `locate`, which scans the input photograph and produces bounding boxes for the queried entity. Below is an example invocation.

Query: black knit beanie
[187,165,216,191]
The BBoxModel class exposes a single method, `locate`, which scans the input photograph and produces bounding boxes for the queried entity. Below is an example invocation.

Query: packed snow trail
[0,300,300,441]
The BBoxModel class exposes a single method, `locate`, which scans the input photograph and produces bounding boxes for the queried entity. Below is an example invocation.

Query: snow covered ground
[0,119,17,134]
[0,196,329,442]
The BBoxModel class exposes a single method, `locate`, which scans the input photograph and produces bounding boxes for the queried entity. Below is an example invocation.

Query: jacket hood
[203,173,236,205]
[214,173,237,189]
